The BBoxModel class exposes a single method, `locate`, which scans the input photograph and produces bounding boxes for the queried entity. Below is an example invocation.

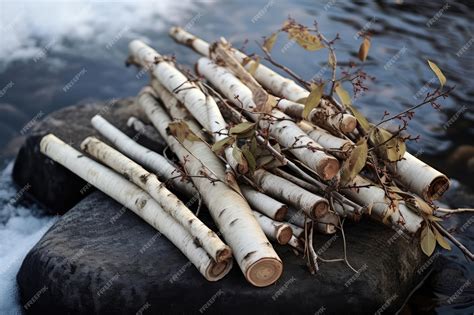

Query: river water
[0,0,472,314]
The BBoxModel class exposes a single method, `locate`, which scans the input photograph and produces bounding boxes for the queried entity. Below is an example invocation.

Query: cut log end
[340,114,357,134]
[312,200,329,219]
[246,257,283,287]
[426,175,450,201]
[216,246,233,263]
[317,157,340,180]
[274,205,289,222]
[206,259,233,282]
[275,224,293,245]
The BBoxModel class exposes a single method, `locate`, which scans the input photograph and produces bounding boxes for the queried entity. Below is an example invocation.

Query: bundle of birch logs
[40,22,471,288]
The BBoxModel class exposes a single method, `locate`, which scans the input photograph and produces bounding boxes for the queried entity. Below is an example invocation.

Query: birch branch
[91,115,197,197]
[81,136,231,262]
[40,134,232,281]
[138,88,283,287]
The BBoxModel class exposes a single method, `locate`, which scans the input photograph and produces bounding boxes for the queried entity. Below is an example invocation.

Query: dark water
[0,0,472,314]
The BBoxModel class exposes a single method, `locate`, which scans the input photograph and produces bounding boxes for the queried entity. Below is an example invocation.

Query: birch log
[252,211,293,245]
[393,152,450,201]
[277,98,357,134]
[138,89,283,287]
[129,40,243,174]
[169,26,357,134]
[298,121,354,159]
[240,185,288,221]
[253,169,328,219]
[81,136,231,262]
[287,222,305,238]
[196,57,340,180]
[344,175,423,233]
[40,134,232,281]
[91,115,197,197]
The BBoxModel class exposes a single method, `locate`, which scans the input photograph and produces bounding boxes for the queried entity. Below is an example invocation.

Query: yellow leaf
[427,60,446,87]
[433,228,451,250]
[230,122,255,135]
[334,82,352,106]
[358,37,371,62]
[340,138,368,185]
[211,136,235,154]
[248,56,260,76]
[420,225,436,256]
[288,28,324,51]
[263,32,278,52]
[369,127,406,162]
[303,83,324,119]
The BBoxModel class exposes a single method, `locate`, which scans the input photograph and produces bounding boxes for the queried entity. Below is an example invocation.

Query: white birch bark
[169,26,357,134]
[298,121,354,158]
[393,152,450,201]
[252,211,293,245]
[240,185,288,221]
[196,57,340,180]
[138,89,283,287]
[91,115,197,197]
[344,175,423,233]
[81,136,231,262]
[40,134,232,281]
[129,41,243,173]
[286,222,305,238]
[277,99,357,134]
[253,169,329,219]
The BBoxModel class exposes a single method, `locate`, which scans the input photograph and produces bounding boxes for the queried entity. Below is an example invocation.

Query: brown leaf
[229,122,255,135]
[303,83,324,119]
[211,136,235,154]
[420,225,436,256]
[433,228,451,250]
[340,138,368,185]
[263,32,278,52]
[168,121,200,142]
[358,37,371,62]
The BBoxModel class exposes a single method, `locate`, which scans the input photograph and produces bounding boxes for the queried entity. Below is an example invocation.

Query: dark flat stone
[11,98,164,214]
[17,191,428,314]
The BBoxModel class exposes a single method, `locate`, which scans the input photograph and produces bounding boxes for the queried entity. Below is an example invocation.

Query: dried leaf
[433,228,451,250]
[358,37,371,62]
[242,145,256,173]
[334,82,352,106]
[420,225,436,256]
[248,56,260,76]
[287,28,324,51]
[232,146,244,164]
[369,127,406,162]
[256,155,274,168]
[263,32,278,52]
[168,121,200,142]
[340,138,368,185]
[211,136,235,154]
[229,122,255,135]
[303,83,324,119]
[427,215,443,222]
[427,60,446,87]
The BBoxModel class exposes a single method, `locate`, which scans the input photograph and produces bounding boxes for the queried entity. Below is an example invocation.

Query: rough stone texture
[12,98,165,214]
[17,191,427,314]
